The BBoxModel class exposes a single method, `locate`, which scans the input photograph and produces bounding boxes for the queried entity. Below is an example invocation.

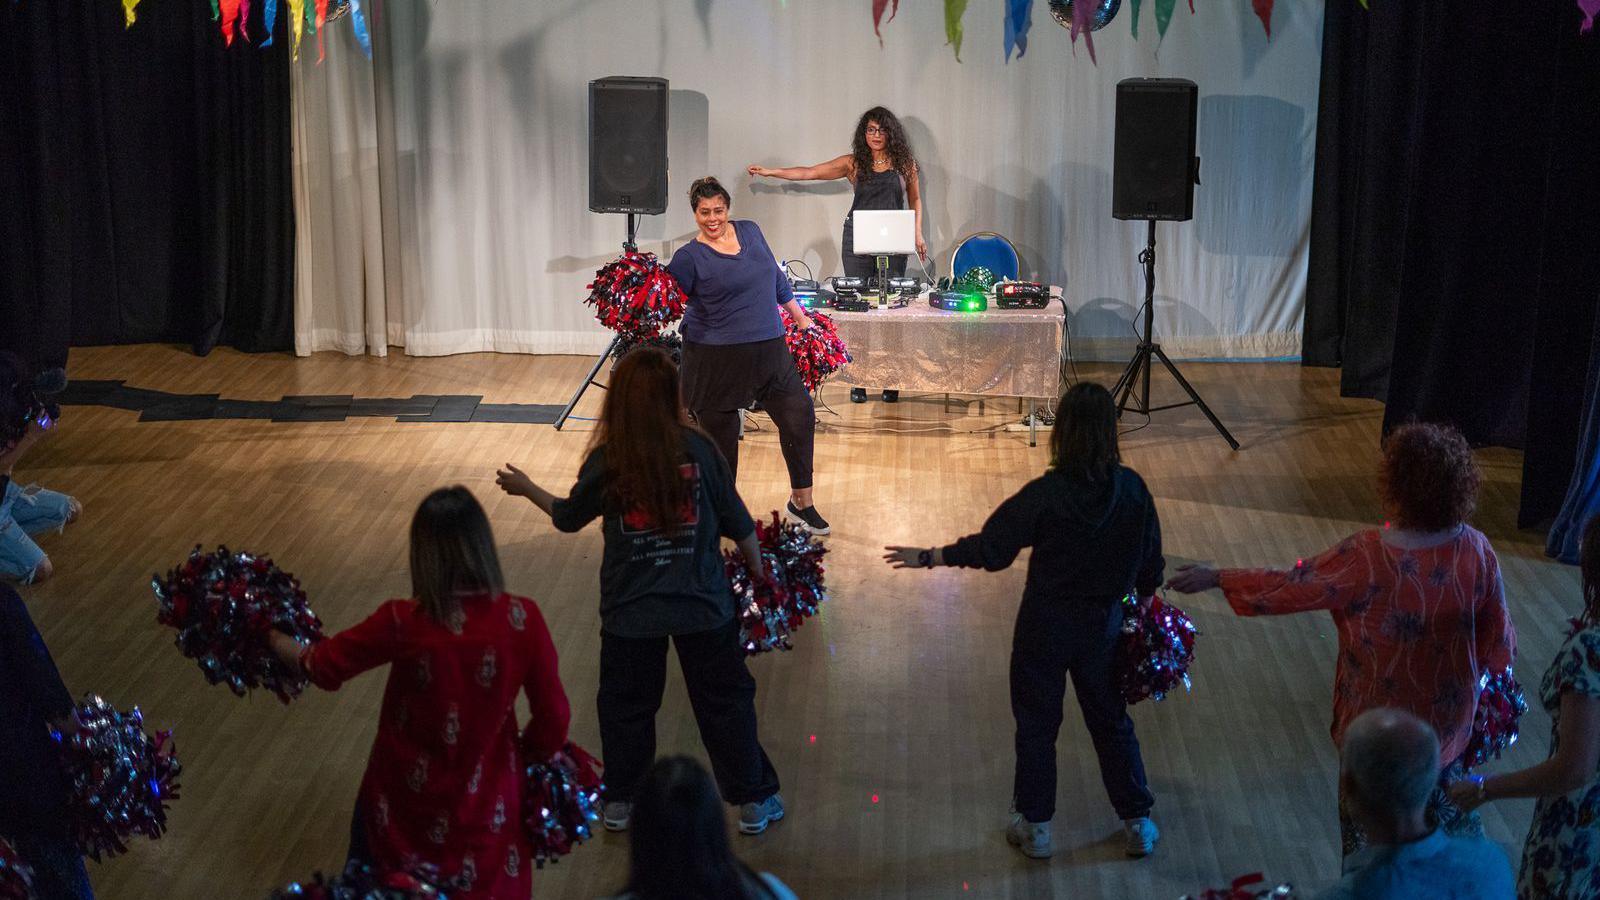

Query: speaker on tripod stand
[1110,78,1239,450]
[555,76,671,431]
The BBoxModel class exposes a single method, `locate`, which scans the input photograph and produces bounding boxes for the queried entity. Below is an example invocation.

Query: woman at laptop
[748,106,925,403]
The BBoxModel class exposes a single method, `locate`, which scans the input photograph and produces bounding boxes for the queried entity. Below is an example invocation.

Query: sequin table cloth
[826,292,1065,398]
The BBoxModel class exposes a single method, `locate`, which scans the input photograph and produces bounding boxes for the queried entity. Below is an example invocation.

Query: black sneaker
[784,501,830,536]
[850,388,867,404]
[882,389,899,403]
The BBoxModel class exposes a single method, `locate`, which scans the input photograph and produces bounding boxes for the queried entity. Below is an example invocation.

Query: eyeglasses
[864,125,885,136]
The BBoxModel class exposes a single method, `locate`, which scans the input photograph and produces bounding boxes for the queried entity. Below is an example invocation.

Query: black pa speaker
[1112,78,1199,221]
[589,76,669,215]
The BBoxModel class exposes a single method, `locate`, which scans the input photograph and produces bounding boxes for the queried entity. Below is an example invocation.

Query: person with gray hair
[1320,708,1513,899]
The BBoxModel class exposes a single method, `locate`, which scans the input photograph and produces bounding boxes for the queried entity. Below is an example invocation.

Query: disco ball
[958,266,997,292]
[1048,0,1122,32]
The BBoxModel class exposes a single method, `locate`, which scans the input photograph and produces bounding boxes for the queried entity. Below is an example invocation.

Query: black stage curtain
[0,0,293,368]
[1305,0,1600,529]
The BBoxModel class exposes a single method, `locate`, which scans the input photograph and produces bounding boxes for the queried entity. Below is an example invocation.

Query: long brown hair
[591,347,694,530]
[1050,382,1120,481]
[409,486,505,625]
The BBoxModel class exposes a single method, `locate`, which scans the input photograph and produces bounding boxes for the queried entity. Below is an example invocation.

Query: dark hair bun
[687,176,731,208]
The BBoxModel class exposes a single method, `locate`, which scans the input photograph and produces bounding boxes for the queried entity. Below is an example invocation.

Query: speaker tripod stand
[1111,219,1239,450]
[553,214,641,431]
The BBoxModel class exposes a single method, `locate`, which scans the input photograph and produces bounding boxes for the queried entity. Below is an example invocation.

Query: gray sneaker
[738,794,785,835]
[1123,817,1159,857]
[602,800,632,832]
[1006,812,1053,859]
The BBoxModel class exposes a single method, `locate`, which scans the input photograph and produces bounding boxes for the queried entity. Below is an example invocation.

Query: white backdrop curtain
[292,0,1322,360]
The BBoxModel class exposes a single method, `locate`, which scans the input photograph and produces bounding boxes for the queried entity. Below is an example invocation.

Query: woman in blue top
[666,177,829,535]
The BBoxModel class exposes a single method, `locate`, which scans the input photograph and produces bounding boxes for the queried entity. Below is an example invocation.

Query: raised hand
[1166,564,1220,594]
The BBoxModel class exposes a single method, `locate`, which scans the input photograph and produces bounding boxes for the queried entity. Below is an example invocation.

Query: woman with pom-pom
[269,487,570,898]
[1447,515,1600,898]
[1167,422,1516,862]
[666,176,830,536]
[495,347,786,839]
[883,382,1165,861]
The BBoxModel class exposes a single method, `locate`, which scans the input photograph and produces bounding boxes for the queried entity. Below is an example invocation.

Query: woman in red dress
[271,486,571,898]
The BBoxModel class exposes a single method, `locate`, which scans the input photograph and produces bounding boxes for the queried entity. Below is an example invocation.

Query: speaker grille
[1113,78,1198,221]
[589,77,669,215]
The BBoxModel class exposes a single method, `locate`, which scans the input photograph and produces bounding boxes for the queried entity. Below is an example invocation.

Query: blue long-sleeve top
[666,220,793,345]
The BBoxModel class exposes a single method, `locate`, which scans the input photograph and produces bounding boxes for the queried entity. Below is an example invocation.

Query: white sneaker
[738,794,785,835]
[1123,817,1159,857]
[1006,812,1053,859]
[602,800,632,832]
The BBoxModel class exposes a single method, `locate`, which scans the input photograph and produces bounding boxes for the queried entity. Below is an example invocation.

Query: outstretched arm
[749,154,854,182]
[906,163,927,261]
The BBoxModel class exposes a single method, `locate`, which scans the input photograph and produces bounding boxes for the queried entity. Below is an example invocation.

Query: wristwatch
[917,549,933,568]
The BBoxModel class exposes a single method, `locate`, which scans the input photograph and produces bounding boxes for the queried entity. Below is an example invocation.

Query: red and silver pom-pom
[586,252,687,343]
[0,839,36,900]
[52,695,181,861]
[523,742,604,868]
[725,512,829,654]
[1463,667,1528,771]
[269,861,452,899]
[1181,872,1298,899]
[1117,593,1198,705]
[152,546,323,703]
[779,309,852,393]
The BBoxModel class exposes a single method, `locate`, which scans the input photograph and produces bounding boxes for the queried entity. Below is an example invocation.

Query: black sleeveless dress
[840,166,909,279]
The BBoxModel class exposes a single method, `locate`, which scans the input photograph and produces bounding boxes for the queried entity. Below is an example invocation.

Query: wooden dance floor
[23,345,1579,899]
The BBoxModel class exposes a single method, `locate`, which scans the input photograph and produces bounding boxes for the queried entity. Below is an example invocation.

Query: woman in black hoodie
[884,382,1164,861]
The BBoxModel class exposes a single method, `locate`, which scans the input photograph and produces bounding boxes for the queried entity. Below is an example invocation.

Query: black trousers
[682,338,815,491]
[597,620,780,806]
[1010,598,1154,823]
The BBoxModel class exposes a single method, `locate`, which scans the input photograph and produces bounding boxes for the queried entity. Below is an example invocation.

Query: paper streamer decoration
[1154,0,1176,40]
[349,0,371,58]
[872,0,898,44]
[122,0,140,27]
[209,0,221,20]
[239,0,251,41]
[1252,0,1273,38]
[314,0,328,61]
[1582,0,1600,34]
[944,0,970,60]
[261,0,276,47]
[219,0,240,45]
[1004,0,1033,61]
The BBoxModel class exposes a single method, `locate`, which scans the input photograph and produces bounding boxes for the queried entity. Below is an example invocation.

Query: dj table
[823,289,1066,445]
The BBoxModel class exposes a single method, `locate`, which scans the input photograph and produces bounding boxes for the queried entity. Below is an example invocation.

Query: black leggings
[695,384,814,490]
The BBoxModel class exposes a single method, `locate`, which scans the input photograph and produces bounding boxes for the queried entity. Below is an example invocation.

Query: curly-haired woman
[1448,515,1600,899]
[749,106,925,403]
[1167,422,1516,863]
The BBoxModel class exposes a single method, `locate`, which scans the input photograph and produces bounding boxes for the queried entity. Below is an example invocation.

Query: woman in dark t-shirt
[666,176,829,535]
[494,347,787,838]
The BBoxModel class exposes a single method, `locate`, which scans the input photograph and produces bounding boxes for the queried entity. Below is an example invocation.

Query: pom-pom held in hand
[585,252,687,343]
[779,309,852,393]
[269,860,453,899]
[1117,593,1197,705]
[52,695,181,862]
[153,546,324,703]
[522,742,604,868]
[724,513,829,654]
[1180,872,1297,900]
[0,839,36,900]
[1462,667,1528,771]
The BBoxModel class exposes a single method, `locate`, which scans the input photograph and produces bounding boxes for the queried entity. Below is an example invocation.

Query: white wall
[304,0,1322,359]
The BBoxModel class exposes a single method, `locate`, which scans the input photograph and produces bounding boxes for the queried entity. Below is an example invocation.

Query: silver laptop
[851,209,917,255]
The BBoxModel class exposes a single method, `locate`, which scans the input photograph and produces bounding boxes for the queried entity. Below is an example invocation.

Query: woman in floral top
[1168,423,1516,860]
[271,486,571,899]
[1448,516,1600,899]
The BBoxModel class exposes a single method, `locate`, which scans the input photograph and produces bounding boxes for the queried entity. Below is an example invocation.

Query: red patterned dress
[301,592,570,899]
[1218,525,1516,763]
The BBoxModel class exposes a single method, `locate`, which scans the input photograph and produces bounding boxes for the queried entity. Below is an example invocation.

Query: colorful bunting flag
[944,0,969,60]
[1130,0,1144,38]
[261,0,276,47]
[349,0,371,58]
[219,0,240,45]
[1581,0,1600,33]
[122,0,140,27]
[1003,0,1033,61]
[239,0,250,41]
[1154,0,1176,40]
[288,0,304,57]
[313,0,327,61]
[872,0,898,44]
[1252,0,1273,37]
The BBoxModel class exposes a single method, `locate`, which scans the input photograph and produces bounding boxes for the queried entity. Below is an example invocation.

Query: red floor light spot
[808,734,816,744]
[871,793,879,804]
[963,882,970,891]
